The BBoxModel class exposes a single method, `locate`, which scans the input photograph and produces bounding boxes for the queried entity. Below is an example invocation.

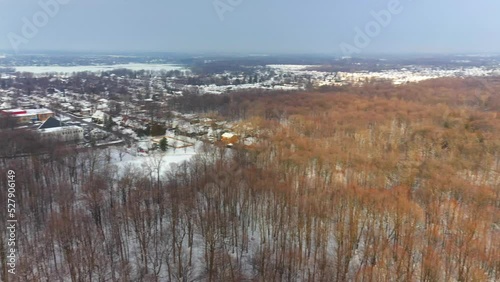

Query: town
[2,53,500,159]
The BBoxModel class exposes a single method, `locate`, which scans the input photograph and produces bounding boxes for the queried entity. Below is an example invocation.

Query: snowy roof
[222,132,235,139]
[2,108,24,113]
[26,109,53,115]
[13,113,36,117]
[38,116,65,129]
[92,110,108,120]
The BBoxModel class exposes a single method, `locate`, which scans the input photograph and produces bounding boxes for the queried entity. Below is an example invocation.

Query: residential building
[1,108,54,124]
[38,116,84,142]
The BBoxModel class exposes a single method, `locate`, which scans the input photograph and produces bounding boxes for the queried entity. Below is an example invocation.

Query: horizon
[2,0,500,55]
[2,50,500,58]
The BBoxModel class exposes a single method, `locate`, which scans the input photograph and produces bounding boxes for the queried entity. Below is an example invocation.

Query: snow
[243,137,257,146]
[152,135,195,148]
[197,82,302,94]
[0,102,11,109]
[0,74,15,79]
[59,115,72,122]
[8,63,186,74]
[267,64,322,71]
[92,110,108,121]
[39,125,83,133]
[222,132,235,139]
[109,142,199,176]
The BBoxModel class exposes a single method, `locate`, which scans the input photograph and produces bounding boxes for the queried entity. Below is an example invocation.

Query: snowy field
[107,142,199,176]
[267,64,322,71]
[8,63,186,74]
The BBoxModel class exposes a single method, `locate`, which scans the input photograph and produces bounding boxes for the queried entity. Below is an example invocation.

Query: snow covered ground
[267,64,322,71]
[337,67,500,85]
[9,63,186,74]
[269,64,500,86]
[108,142,199,176]
[197,82,304,94]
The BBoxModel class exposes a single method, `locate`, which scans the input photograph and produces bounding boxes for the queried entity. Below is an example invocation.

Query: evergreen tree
[159,137,167,152]
[104,115,113,130]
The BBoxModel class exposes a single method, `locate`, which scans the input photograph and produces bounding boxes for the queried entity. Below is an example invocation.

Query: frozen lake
[7,63,187,74]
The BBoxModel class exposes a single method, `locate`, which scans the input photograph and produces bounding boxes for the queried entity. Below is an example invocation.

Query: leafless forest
[1,78,499,281]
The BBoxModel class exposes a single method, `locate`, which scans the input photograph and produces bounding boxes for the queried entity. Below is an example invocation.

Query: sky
[0,0,499,55]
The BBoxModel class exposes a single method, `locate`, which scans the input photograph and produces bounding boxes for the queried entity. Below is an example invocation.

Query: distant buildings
[1,108,53,124]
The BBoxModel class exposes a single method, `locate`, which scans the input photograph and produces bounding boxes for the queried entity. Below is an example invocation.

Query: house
[80,108,92,116]
[18,101,35,108]
[0,102,11,110]
[96,100,109,111]
[221,132,239,146]
[38,116,65,129]
[89,128,109,140]
[38,117,84,142]
[91,110,110,124]
[60,102,74,111]
[29,109,54,122]
[1,108,54,124]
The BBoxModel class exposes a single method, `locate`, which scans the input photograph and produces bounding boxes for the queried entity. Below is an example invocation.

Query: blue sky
[0,0,499,54]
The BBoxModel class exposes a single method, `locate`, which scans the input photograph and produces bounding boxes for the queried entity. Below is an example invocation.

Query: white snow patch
[9,63,186,74]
